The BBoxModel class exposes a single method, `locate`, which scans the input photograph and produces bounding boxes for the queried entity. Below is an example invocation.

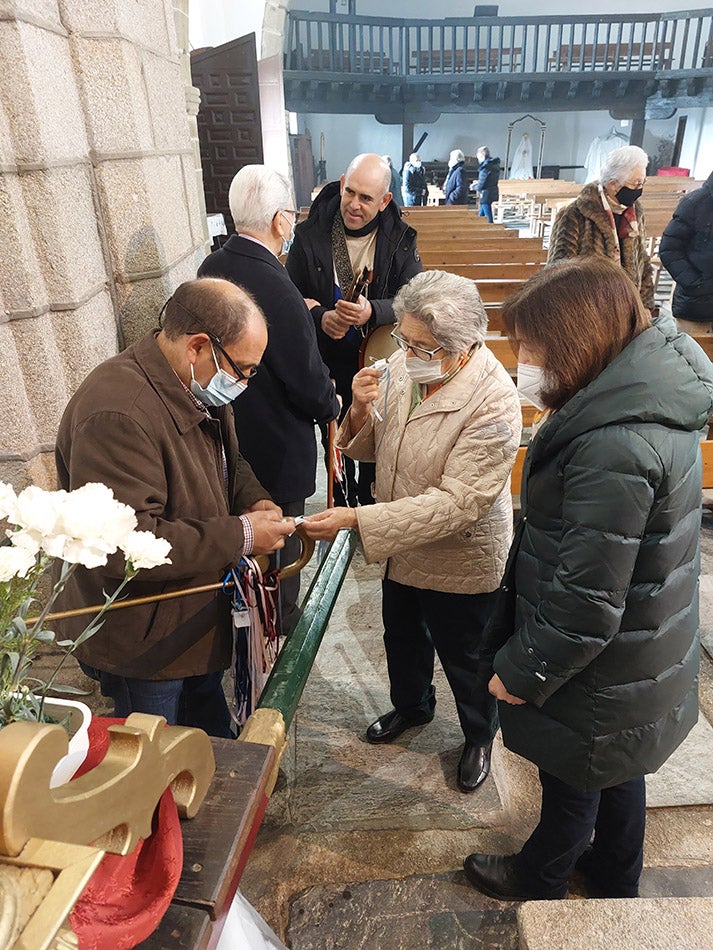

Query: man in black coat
[198,165,340,633]
[659,169,713,333]
[286,152,423,505]
[475,147,501,223]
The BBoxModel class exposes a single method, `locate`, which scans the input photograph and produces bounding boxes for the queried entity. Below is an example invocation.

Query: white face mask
[516,363,547,411]
[190,347,247,406]
[404,355,446,384]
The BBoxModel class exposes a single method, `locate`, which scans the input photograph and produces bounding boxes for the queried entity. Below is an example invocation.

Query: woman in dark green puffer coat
[464,256,713,903]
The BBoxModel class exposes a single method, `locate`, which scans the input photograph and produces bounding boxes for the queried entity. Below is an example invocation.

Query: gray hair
[450,148,465,164]
[228,165,293,233]
[409,152,420,164]
[600,145,649,186]
[393,270,488,352]
[477,146,490,159]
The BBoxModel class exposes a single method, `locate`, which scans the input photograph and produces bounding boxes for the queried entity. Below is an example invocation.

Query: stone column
[0,0,208,488]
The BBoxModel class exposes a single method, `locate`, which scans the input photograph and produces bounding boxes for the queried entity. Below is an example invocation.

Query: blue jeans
[80,663,233,738]
[479,202,494,222]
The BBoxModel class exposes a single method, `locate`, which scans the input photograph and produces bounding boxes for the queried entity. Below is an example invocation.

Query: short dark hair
[502,257,652,410]
[161,277,265,345]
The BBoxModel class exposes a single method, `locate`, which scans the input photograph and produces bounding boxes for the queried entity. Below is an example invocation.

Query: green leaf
[55,639,75,648]
[72,618,106,648]
[33,629,56,643]
[48,683,92,696]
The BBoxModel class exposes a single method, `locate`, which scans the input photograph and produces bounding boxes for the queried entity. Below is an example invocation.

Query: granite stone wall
[0,0,208,489]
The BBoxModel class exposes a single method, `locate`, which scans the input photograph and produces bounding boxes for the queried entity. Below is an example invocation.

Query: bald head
[340,153,393,230]
[161,277,266,346]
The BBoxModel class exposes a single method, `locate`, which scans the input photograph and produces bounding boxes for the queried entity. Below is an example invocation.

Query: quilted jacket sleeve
[335,410,376,462]
[493,428,660,707]
[355,410,520,564]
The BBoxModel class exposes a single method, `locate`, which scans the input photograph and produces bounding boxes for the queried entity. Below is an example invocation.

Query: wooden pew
[548,42,673,70]
[429,262,542,281]
[412,47,523,73]
[421,247,547,265]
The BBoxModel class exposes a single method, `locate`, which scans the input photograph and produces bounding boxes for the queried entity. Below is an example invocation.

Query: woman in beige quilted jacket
[304,270,522,792]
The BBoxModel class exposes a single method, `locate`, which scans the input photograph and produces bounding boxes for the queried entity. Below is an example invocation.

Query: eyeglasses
[160,297,260,381]
[390,330,444,362]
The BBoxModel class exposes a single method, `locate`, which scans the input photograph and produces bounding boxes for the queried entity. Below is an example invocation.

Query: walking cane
[327,418,336,509]
[27,527,315,625]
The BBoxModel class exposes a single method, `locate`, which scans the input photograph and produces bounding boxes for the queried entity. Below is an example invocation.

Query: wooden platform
[142,739,276,949]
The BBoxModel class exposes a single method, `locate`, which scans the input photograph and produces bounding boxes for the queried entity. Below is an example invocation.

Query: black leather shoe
[463,853,550,901]
[457,742,492,792]
[365,709,433,744]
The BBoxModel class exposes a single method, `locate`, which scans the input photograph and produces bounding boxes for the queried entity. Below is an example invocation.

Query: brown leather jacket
[55,332,268,679]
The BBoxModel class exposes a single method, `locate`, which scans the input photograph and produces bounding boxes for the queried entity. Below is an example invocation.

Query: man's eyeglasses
[160,297,259,381]
[390,330,444,362]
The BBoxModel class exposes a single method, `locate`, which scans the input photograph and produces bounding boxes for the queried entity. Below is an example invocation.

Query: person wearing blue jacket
[444,149,468,205]
[475,147,501,223]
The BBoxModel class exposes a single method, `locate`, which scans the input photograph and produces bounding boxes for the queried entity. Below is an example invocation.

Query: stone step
[518,896,713,950]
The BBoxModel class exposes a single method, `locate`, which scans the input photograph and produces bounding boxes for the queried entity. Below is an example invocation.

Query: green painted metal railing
[257,529,357,730]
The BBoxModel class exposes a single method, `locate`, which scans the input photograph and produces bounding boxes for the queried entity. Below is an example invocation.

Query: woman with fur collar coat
[547,145,655,311]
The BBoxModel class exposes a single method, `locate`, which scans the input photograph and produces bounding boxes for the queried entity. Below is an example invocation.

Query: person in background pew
[547,145,657,315]
[444,149,469,205]
[302,270,522,793]
[474,146,501,223]
[464,257,713,902]
[659,168,713,334]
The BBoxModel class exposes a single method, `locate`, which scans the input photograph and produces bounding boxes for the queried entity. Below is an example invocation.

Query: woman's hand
[301,508,358,541]
[349,366,383,432]
[352,367,383,411]
[488,674,526,705]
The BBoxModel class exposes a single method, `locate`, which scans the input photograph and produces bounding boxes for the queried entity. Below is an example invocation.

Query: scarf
[331,211,379,299]
[598,183,639,251]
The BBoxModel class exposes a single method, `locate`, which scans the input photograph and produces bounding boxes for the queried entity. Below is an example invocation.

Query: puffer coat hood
[493,317,713,791]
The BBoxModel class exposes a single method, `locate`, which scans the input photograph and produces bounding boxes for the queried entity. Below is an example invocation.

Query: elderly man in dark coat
[198,165,340,633]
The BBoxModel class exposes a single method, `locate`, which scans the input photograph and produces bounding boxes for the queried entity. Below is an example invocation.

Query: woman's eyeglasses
[390,330,444,362]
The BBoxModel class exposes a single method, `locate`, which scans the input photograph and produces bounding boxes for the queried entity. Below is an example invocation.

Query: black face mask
[615,185,643,207]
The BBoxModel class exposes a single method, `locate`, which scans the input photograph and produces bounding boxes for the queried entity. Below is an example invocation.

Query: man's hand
[304,297,320,310]
[245,498,283,516]
[245,510,294,555]
[335,295,372,327]
[488,674,526,705]
[301,508,358,541]
[321,309,352,340]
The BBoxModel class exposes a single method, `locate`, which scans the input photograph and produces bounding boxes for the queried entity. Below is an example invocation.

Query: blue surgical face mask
[280,211,295,255]
[190,346,247,406]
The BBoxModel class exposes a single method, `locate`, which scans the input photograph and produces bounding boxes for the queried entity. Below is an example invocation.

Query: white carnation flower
[0,544,36,582]
[58,483,137,555]
[6,528,42,556]
[13,485,65,539]
[0,482,18,521]
[121,531,172,570]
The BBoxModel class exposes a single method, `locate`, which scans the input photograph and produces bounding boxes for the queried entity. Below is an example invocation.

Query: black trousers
[381,578,498,745]
[516,769,646,898]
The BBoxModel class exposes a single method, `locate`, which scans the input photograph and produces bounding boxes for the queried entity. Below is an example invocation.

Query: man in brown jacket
[55,277,294,736]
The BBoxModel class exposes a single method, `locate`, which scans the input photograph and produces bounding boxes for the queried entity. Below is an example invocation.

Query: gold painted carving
[0,713,215,858]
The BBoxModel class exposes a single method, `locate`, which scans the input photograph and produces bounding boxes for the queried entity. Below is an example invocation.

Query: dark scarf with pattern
[331,211,380,297]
